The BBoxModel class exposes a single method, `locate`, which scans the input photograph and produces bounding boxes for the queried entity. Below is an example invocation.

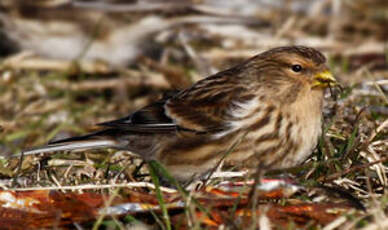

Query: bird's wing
[118,73,249,133]
[165,76,250,134]
[100,67,255,135]
[97,96,178,133]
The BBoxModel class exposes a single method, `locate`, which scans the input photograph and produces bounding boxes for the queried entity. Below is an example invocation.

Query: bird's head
[253,46,337,90]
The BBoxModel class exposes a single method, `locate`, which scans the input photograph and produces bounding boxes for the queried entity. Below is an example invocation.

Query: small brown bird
[22,46,337,182]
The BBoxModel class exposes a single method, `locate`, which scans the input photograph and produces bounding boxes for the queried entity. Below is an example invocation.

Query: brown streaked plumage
[21,46,337,182]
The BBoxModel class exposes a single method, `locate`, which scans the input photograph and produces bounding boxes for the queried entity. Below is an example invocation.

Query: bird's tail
[13,129,120,158]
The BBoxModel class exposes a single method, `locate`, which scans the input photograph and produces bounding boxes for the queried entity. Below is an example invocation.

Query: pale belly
[225,111,322,169]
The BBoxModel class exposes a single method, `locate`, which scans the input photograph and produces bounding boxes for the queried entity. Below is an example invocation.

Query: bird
[20,46,337,182]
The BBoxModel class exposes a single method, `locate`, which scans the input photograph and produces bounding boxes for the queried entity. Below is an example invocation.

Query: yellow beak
[312,70,337,88]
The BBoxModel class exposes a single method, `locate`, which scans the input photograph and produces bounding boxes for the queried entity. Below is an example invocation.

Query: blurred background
[0,0,386,194]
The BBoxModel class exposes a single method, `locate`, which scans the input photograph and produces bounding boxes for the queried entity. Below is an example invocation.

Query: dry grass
[0,0,387,229]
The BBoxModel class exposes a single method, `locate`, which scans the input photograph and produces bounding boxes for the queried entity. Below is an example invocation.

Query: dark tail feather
[48,129,116,144]
[13,129,120,158]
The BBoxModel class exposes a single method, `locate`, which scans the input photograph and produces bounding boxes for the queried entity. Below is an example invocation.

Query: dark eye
[291,64,302,72]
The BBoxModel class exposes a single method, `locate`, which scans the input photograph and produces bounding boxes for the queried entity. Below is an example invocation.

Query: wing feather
[164,67,255,134]
[99,66,255,135]
[98,98,178,133]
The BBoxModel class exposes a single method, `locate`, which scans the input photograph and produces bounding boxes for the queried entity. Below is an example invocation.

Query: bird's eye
[291,64,302,72]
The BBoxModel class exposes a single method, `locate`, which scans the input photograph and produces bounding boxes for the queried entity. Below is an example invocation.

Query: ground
[0,0,387,229]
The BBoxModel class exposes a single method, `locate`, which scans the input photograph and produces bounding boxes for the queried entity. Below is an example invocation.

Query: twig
[46,72,170,91]
[141,56,192,89]
[6,182,177,193]
[72,1,269,22]
[320,156,388,183]
[179,32,215,77]
[364,69,388,105]
[11,151,25,187]
[72,2,196,13]
[2,56,110,74]
[322,216,347,230]
[368,119,388,143]
[365,80,388,86]
[93,188,121,230]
